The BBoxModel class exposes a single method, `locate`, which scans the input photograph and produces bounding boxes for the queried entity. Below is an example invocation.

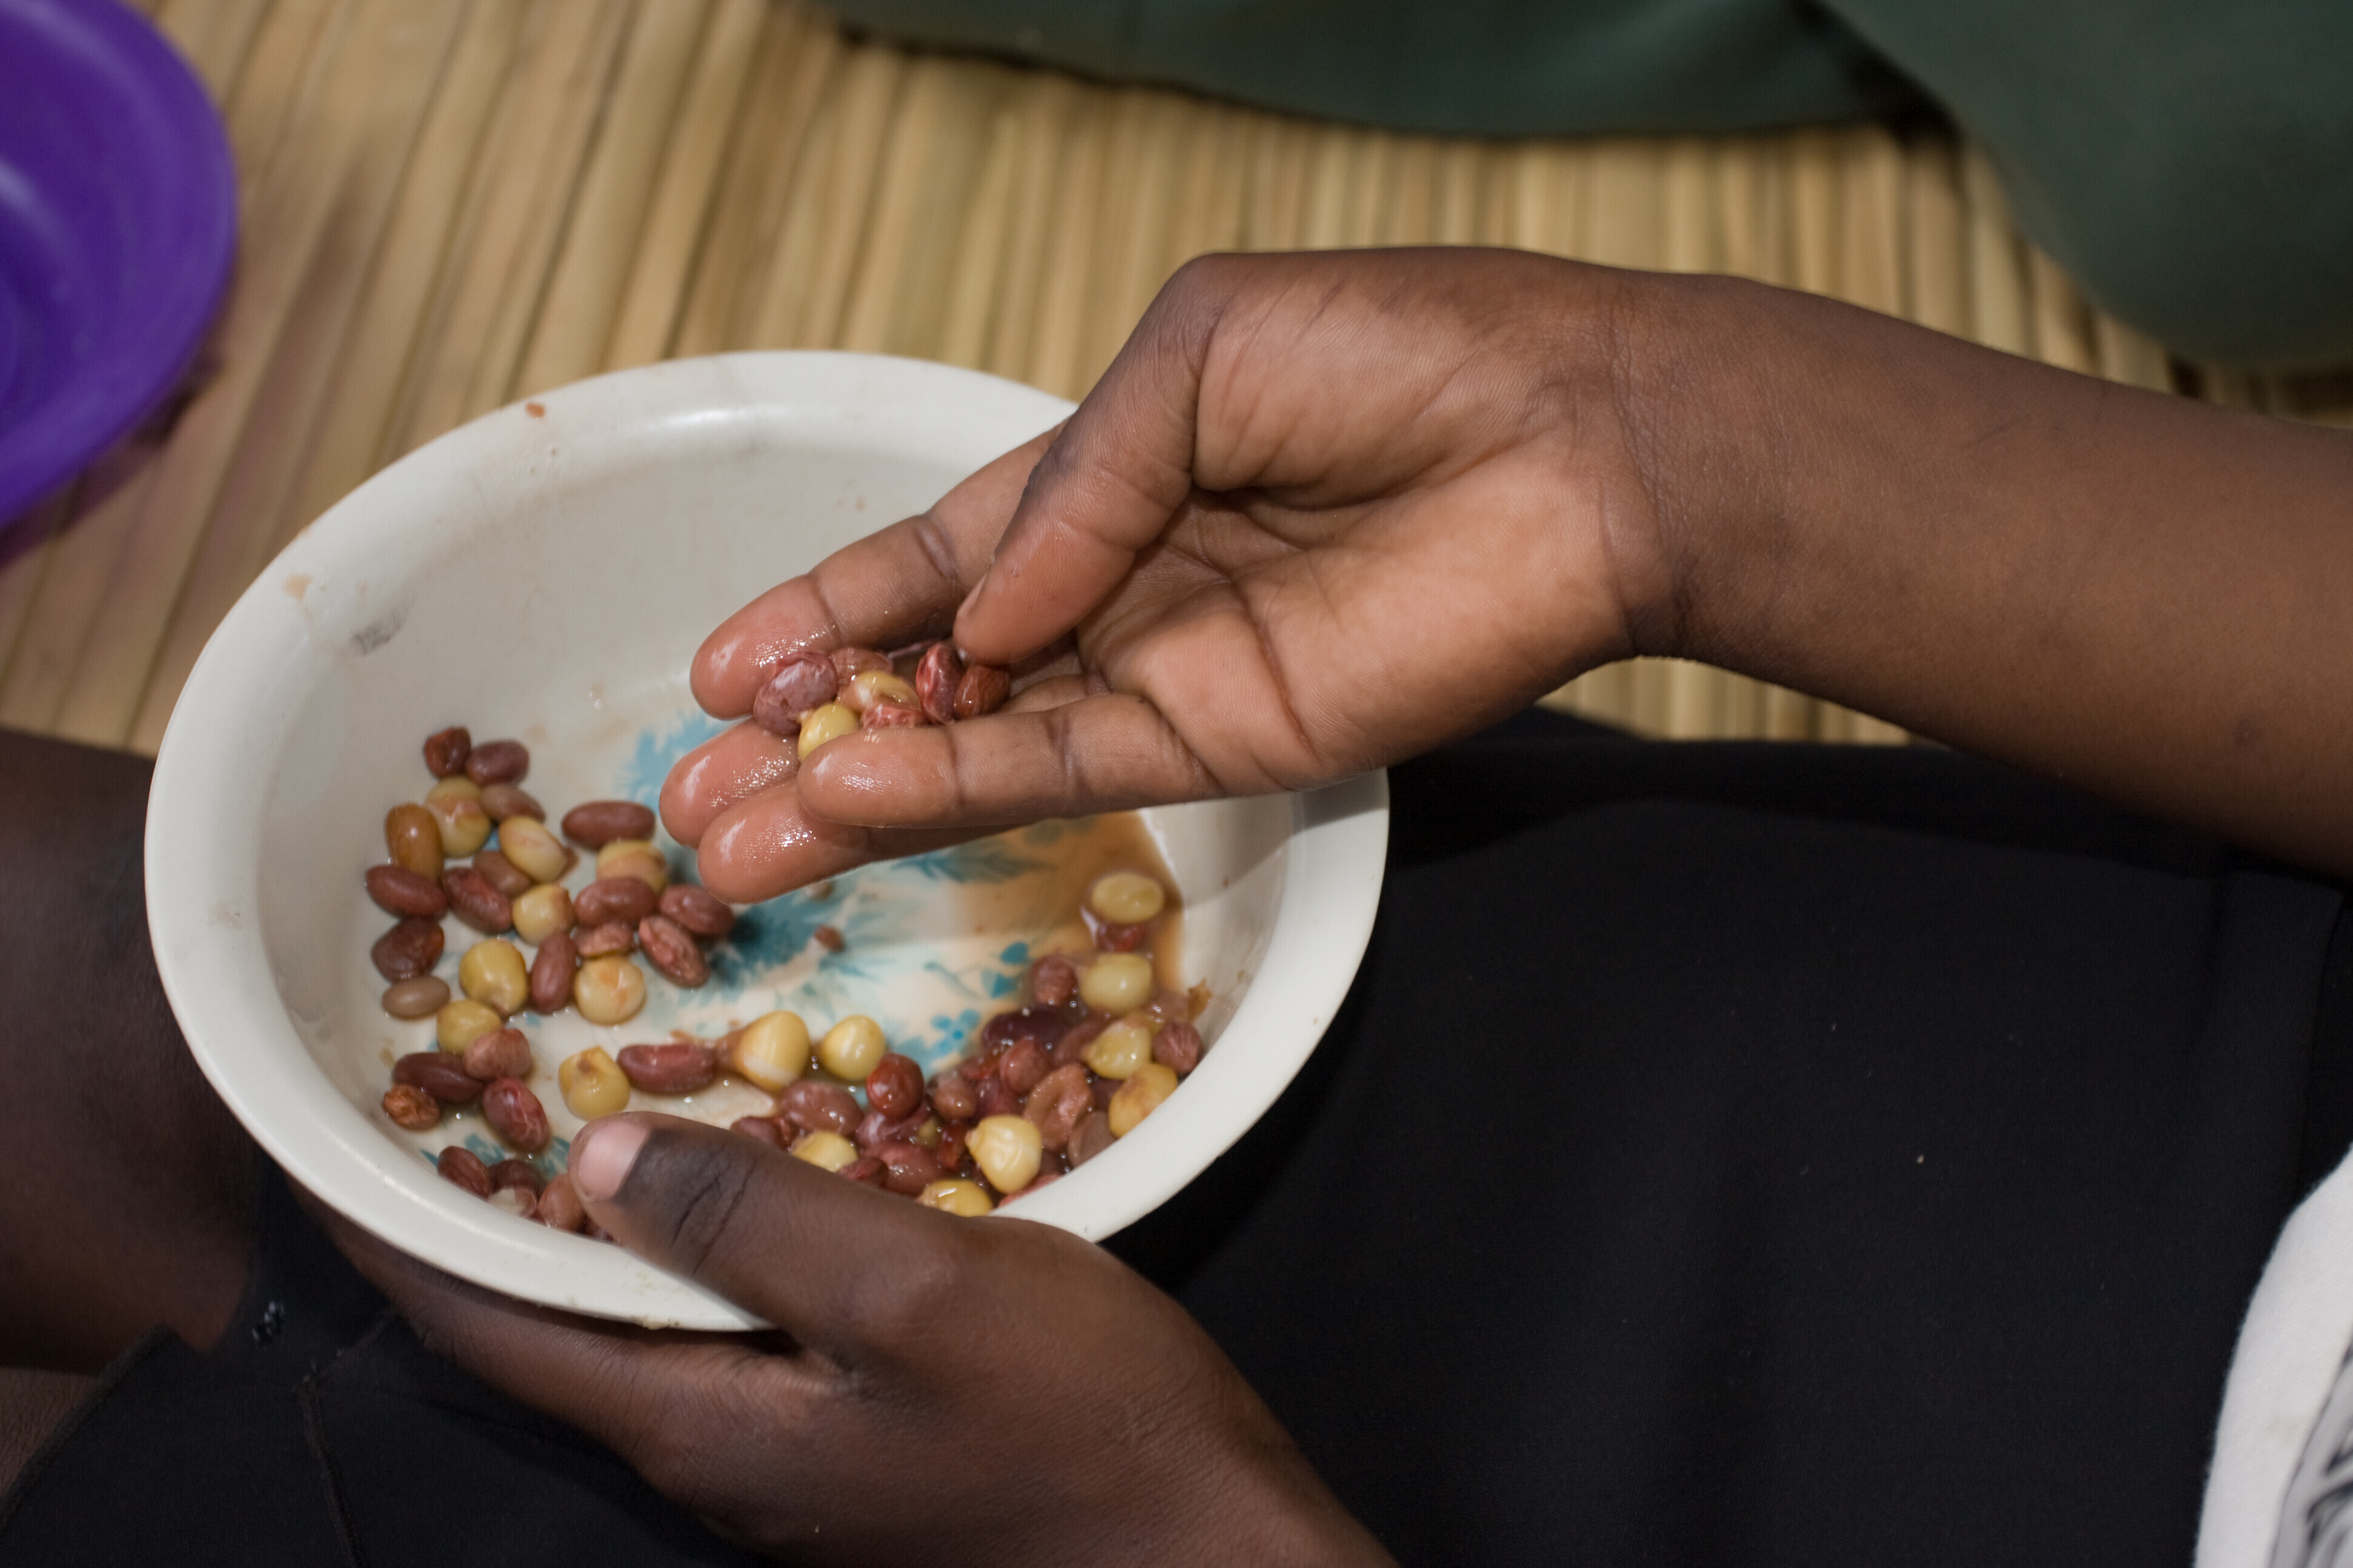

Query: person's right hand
[665,248,1678,903]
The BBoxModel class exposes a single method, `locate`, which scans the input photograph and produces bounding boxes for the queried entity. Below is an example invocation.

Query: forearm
[1624,272,2353,874]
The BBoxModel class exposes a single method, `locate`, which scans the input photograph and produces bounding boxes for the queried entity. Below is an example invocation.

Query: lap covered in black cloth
[3,709,2343,1566]
[1117,709,2352,1566]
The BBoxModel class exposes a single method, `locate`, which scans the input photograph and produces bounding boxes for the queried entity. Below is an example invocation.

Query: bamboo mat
[11,0,2348,757]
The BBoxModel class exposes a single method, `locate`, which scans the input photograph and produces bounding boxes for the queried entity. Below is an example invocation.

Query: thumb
[568,1112,952,1346]
[952,256,1235,665]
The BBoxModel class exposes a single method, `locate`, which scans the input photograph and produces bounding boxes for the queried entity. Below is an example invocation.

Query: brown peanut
[865,1053,923,1119]
[1023,1063,1094,1152]
[462,1026,533,1081]
[382,1084,440,1130]
[560,799,655,848]
[637,913,708,987]
[528,930,576,1014]
[471,849,532,899]
[914,642,963,724]
[1153,1020,1204,1075]
[877,1140,948,1195]
[365,864,446,919]
[1000,1040,1049,1098]
[952,662,1012,720]
[480,782,543,822]
[576,920,635,958]
[393,1051,481,1103]
[382,975,450,1018]
[929,1071,978,1122]
[423,726,471,777]
[385,803,443,879]
[371,918,445,982]
[751,652,838,736]
[536,1174,586,1232]
[730,1115,786,1149]
[1031,952,1079,1008]
[464,739,529,786]
[438,1144,492,1197]
[574,875,656,928]
[616,1042,716,1095]
[1067,1111,1115,1167]
[657,883,734,938]
[780,1079,859,1135]
[861,701,924,731]
[482,1077,552,1152]
[442,866,511,934]
[488,1158,544,1195]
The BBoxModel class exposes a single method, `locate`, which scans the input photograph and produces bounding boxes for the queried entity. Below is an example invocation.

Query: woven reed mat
[11,0,2348,756]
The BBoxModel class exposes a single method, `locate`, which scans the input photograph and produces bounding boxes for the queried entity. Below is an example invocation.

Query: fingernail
[569,1117,649,1202]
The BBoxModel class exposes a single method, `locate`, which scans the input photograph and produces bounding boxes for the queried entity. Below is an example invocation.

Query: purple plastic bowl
[0,0,236,523]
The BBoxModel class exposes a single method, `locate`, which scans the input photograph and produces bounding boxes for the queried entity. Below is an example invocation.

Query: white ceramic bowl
[145,352,1387,1329]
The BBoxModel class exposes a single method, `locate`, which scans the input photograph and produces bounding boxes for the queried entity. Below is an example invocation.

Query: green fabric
[831,0,2353,367]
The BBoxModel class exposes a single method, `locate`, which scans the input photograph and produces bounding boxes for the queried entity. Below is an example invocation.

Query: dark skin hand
[330,1114,1393,1567]
[668,247,2353,899]
[353,248,2353,1558]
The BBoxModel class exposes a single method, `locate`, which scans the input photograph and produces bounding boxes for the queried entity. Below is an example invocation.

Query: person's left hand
[329,1113,1393,1566]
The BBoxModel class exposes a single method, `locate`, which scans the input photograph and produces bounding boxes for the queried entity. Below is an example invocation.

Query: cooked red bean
[488,1158,545,1195]
[472,848,532,899]
[1023,1065,1094,1151]
[481,1077,551,1151]
[854,1106,929,1154]
[480,782,543,821]
[637,913,708,987]
[751,652,838,737]
[423,726,472,778]
[560,799,655,848]
[528,930,576,1014]
[1094,920,1149,953]
[536,1174,586,1232]
[914,642,963,724]
[877,1140,947,1195]
[1050,1016,1108,1071]
[936,1120,974,1176]
[1143,989,1193,1025]
[382,1084,440,1129]
[464,739,529,786]
[657,883,734,938]
[574,875,657,927]
[981,1006,1069,1055]
[730,1115,786,1148]
[829,646,890,682]
[977,1077,1021,1118]
[1067,1111,1114,1167]
[861,702,924,731]
[1153,1020,1203,1075]
[929,1071,978,1121]
[393,1052,481,1103]
[1091,1075,1119,1112]
[999,1040,1049,1098]
[958,1041,1006,1084]
[616,1042,716,1095]
[1031,952,1079,1008]
[371,917,445,982]
[576,922,634,957]
[382,975,450,1018]
[779,1080,858,1135]
[842,1157,886,1187]
[463,1026,533,1081]
[441,866,511,934]
[951,662,1012,720]
[365,864,446,919]
[866,1053,923,1119]
[437,1144,491,1197]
